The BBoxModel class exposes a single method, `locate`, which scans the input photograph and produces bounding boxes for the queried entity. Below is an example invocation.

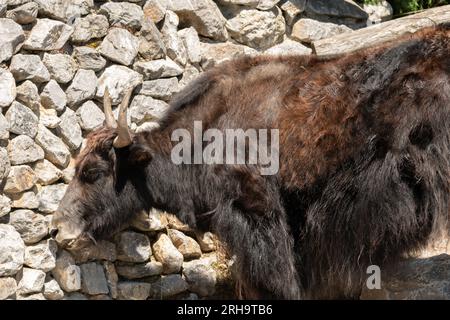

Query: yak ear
[129,143,153,165]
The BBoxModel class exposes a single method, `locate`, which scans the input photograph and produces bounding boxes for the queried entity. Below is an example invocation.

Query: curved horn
[113,88,133,148]
[103,88,117,129]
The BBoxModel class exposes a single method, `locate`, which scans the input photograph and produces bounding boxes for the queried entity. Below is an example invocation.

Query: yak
[51,24,450,299]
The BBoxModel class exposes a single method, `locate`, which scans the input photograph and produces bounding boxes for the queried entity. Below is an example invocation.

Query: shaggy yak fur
[55,25,450,299]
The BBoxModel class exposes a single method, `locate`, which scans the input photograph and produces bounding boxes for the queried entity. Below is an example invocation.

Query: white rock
[364,1,393,24]
[139,78,179,102]
[52,250,81,292]
[265,38,313,55]
[131,209,168,232]
[99,28,139,66]
[129,95,169,125]
[7,135,44,165]
[291,18,353,43]
[5,101,38,138]
[178,27,202,65]
[10,191,39,209]
[57,108,83,150]
[40,80,67,112]
[38,183,68,214]
[96,65,143,105]
[99,2,143,30]
[3,165,37,194]
[6,2,38,24]
[143,0,166,24]
[168,229,202,260]
[35,124,71,168]
[165,0,228,41]
[80,262,109,295]
[0,147,10,184]
[72,46,106,72]
[34,0,94,22]
[0,277,17,300]
[182,258,216,296]
[16,80,39,112]
[280,0,306,25]
[0,194,12,218]
[23,18,73,51]
[226,7,285,50]
[133,58,183,80]
[42,53,77,84]
[10,54,50,83]
[17,267,46,295]
[153,233,183,274]
[24,239,57,272]
[117,282,150,300]
[162,10,187,66]
[33,159,62,185]
[151,274,188,299]
[0,224,25,277]
[116,231,151,263]
[39,106,61,129]
[71,14,109,43]
[0,68,16,107]
[0,18,25,63]
[0,113,9,140]
[9,210,47,244]
[76,100,105,131]
[196,232,216,252]
[43,279,64,300]
[200,41,257,69]
[138,16,166,60]
[66,69,97,107]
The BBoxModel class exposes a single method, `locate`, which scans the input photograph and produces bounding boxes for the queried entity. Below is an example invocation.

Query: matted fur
[57,24,450,299]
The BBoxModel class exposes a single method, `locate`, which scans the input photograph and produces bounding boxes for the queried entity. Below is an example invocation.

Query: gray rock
[17,267,46,295]
[23,18,73,51]
[99,28,139,66]
[9,210,47,244]
[42,53,77,84]
[226,7,285,50]
[66,69,97,107]
[168,229,202,260]
[24,239,57,272]
[200,41,257,69]
[76,101,105,131]
[116,231,151,263]
[103,261,118,299]
[129,95,169,125]
[0,224,25,277]
[0,4,5,17]
[0,147,10,184]
[4,0,33,6]
[6,2,38,24]
[71,14,109,43]
[0,277,17,300]
[0,194,11,218]
[364,1,393,25]
[178,27,201,65]
[165,0,228,41]
[151,274,188,299]
[37,183,68,214]
[0,68,16,108]
[96,65,143,105]
[265,38,312,55]
[34,0,94,22]
[15,80,40,112]
[305,0,368,20]
[138,17,166,60]
[182,258,216,296]
[72,46,106,72]
[117,281,151,300]
[9,54,50,83]
[43,279,64,300]
[7,135,44,165]
[52,250,81,292]
[162,10,187,66]
[153,233,183,274]
[0,113,9,140]
[40,80,67,112]
[69,240,117,264]
[57,108,83,150]
[133,58,183,80]
[5,101,38,138]
[0,18,25,63]
[63,292,88,300]
[143,0,166,24]
[35,124,71,168]
[139,78,179,102]
[39,106,61,129]
[99,2,143,30]
[280,0,306,26]
[131,209,168,232]
[17,292,46,300]
[291,18,352,43]
[10,191,39,209]
[116,259,163,279]
[80,262,109,295]
[196,232,216,252]
[3,165,37,194]
[62,166,75,183]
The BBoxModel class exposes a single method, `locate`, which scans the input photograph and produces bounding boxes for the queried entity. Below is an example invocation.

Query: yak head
[51,88,153,249]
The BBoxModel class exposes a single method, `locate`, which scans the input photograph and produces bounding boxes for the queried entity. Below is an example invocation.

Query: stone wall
[1,0,446,301]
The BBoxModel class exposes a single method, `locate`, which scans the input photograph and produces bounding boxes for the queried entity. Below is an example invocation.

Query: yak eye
[82,168,103,182]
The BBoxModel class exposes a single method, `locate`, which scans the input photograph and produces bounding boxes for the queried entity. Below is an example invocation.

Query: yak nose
[49,228,59,239]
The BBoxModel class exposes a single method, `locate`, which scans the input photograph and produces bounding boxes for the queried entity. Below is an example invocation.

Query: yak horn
[113,88,133,148]
[103,88,117,129]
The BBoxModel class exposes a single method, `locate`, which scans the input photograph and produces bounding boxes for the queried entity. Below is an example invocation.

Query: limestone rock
[0,18,25,63]
[23,18,73,51]
[265,38,312,55]
[6,2,38,25]
[0,147,10,184]
[37,183,68,214]
[280,0,306,25]
[0,194,12,218]
[35,124,71,168]
[133,58,183,80]
[15,80,39,112]
[182,258,216,296]
[99,28,139,66]
[153,233,183,274]
[138,16,166,60]
[39,106,61,129]
[116,259,163,279]
[364,1,393,24]
[4,165,37,194]
[143,0,166,24]
[72,46,106,72]
[291,18,352,43]
[40,80,67,113]
[305,0,368,21]
[43,279,64,300]
[76,100,105,131]
[66,69,97,107]
[116,231,151,263]
[151,274,188,299]
[0,69,16,108]
[0,224,25,276]
[0,277,17,300]
[24,239,57,272]
[57,108,83,150]
[178,27,202,65]
[9,210,47,244]
[69,240,117,264]
[129,95,169,125]
[17,267,46,295]
[99,2,143,30]
[42,53,77,84]
[168,229,202,260]
[71,14,109,43]
[161,10,187,66]
[80,262,109,295]
[196,232,216,252]
[200,41,257,69]
[10,191,39,209]
[117,281,150,300]
[0,113,9,140]
[5,101,38,138]
[34,0,94,22]
[139,78,179,102]
[33,159,62,185]
[51,250,81,292]
[130,209,168,232]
